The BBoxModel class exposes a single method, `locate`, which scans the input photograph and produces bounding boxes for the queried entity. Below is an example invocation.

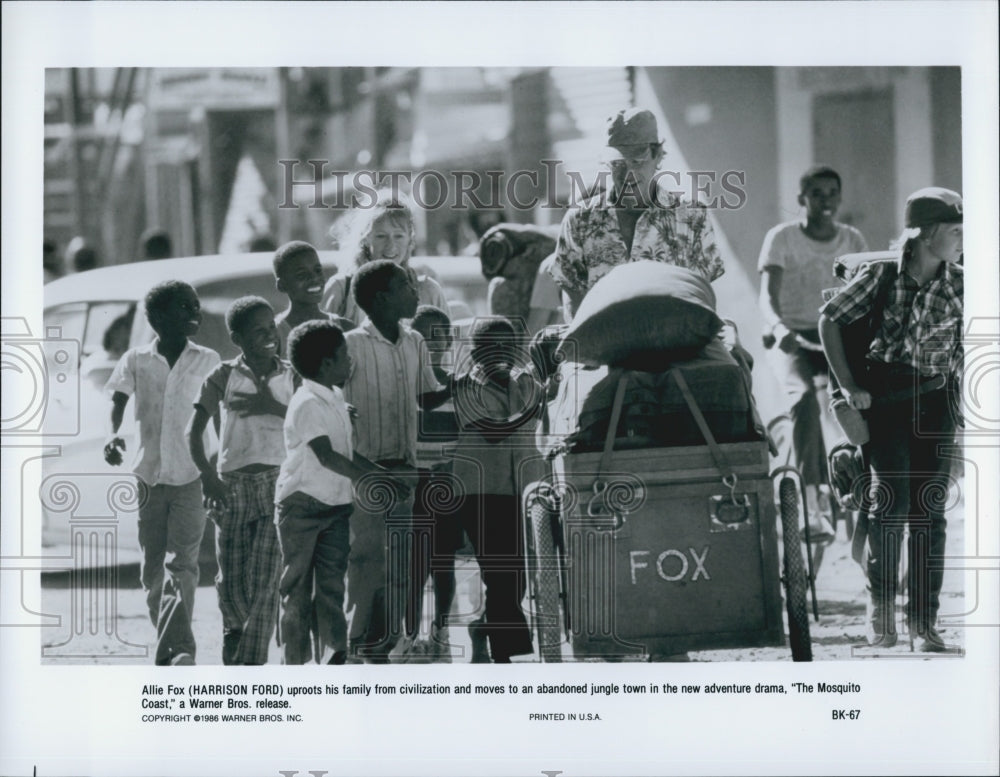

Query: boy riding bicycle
[758,165,868,541]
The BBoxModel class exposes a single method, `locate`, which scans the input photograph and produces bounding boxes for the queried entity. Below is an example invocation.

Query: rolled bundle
[479,222,557,280]
[557,261,722,369]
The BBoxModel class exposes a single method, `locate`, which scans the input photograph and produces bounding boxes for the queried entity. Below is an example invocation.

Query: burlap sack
[557,261,722,368]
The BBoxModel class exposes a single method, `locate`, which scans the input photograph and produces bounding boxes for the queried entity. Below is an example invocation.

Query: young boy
[273,240,352,356]
[399,305,463,662]
[104,280,220,665]
[341,261,450,662]
[451,317,539,663]
[758,165,868,540]
[186,296,295,665]
[820,187,963,652]
[274,319,410,664]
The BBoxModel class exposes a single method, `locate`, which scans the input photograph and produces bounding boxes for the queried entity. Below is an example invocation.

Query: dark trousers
[404,470,463,636]
[275,493,352,664]
[456,494,533,661]
[347,460,413,659]
[865,382,956,632]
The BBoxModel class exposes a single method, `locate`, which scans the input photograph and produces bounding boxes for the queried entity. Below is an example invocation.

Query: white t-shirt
[757,222,868,331]
[275,379,354,507]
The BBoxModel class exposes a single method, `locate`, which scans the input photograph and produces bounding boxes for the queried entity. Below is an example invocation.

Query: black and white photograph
[2,2,998,776]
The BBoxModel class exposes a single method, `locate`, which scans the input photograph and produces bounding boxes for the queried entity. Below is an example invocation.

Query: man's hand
[103,436,126,466]
[230,381,284,418]
[840,383,873,411]
[200,472,228,511]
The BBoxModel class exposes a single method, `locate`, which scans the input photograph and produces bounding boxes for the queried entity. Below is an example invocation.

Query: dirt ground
[38,493,965,665]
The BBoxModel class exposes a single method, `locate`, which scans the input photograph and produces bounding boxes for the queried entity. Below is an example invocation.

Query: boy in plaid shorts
[187,296,296,664]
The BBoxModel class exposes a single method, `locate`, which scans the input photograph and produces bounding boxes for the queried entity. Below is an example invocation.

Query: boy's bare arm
[307,437,409,488]
[103,391,130,466]
[187,405,227,507]
[759,267,796,351]
[418,383,452,411]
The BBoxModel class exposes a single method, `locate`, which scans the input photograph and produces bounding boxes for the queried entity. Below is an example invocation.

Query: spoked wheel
[524,482,565,662]
[779,476,813,662]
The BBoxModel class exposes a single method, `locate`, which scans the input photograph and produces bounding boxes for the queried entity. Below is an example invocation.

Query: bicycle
[766,333,854,579]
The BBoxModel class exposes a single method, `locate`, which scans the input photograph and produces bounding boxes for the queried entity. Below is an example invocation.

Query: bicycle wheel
[779,476,813,662]
[526,484,564,662]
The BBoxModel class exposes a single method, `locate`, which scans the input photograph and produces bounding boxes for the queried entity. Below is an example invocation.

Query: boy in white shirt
[758,165,868,540]
[275,319,409,664]
[104,280,221,666]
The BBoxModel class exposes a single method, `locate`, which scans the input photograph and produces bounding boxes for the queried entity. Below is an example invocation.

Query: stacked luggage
[527,261,807,661]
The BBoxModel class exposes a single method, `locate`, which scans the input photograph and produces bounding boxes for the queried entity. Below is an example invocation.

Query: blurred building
[44,65,961,278]
[44,68,148,267]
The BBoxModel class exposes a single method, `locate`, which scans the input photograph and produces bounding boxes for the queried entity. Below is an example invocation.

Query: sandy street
[38,495,965,665]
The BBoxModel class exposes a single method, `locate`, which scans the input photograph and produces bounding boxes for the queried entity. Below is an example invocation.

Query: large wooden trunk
[553,441,784,658]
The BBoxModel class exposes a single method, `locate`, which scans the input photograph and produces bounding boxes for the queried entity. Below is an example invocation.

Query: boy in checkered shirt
[819,187,964,653]
[187,296,296,664]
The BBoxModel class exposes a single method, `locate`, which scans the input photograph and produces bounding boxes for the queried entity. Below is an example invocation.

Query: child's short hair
[144,280,197,320]
[352,259,405,317]
[273,240,320,279]
[287,319,345,380]
[799,165,842,193]
[333,189,417,268]
[470,316,517,363]
[411,305,451,339]
[226,295,273,336]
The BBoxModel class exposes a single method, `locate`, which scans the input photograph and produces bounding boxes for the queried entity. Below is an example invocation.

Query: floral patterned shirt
[549,190,725,299]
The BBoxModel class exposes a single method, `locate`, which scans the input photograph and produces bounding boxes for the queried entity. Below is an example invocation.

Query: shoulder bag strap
[597,371,631,478]
[869,261,897,330]
[671,368,736,485]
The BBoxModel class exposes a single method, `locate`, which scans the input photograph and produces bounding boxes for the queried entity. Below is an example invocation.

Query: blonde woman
[321,189,447,325]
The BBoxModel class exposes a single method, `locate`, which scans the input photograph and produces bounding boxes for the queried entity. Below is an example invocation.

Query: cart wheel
[527,485,564,662]
[779,477,813,662]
